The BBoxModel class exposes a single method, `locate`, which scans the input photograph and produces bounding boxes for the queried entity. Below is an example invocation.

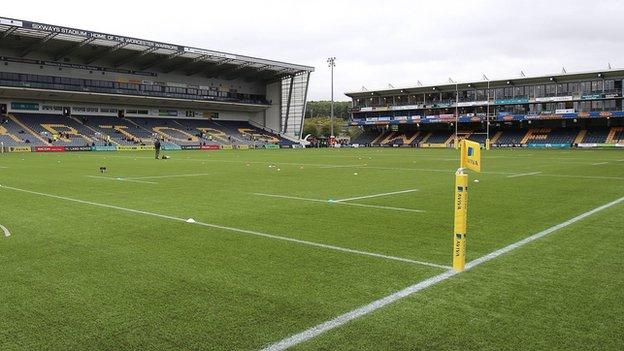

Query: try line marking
[253,193,425,213]
[506,171,542,178]
[261,195,624,351]
[0,224,10,237]
[0,184,446,270]
[85,175,158,185]
[123,173,212,180]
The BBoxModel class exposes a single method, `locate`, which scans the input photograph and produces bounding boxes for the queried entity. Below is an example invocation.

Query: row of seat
[0,114,291,148]
[351,127,624,147]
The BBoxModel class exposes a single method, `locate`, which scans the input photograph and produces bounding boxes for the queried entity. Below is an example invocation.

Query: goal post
[452,140,482,271]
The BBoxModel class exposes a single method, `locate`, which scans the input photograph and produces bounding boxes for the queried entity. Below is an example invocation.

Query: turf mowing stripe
[85,175,158,185]
[506,172,542,178]
[0,185,446,270]
[253,193,426,213]
[261,195,624,351]
[333,189,419,203]
[0,224,10,237]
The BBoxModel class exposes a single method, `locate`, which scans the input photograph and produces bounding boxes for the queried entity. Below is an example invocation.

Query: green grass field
[0,148,623,350]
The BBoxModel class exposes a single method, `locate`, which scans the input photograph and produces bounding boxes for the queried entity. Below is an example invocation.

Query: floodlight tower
[449,78,458,148]
[483,74,490,149]
[327,57,336,138]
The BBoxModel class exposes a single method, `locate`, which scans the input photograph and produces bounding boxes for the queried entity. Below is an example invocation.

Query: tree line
[305,101,351,119]
[302,101,361,139]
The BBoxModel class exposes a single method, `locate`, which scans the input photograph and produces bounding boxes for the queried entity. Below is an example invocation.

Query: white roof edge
[345,68,624,96]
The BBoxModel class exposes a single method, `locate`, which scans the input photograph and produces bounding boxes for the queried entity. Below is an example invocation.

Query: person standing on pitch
[154,138,161,159]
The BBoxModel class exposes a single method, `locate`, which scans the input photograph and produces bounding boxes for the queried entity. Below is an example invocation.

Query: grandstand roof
[345,68,624,98]
[0,17,314,81]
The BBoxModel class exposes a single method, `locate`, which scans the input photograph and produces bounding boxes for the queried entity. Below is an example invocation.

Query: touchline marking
[591,162,608,166]
[253,193,426,213]
[506,171,542,178]
[85,175,158,185]
[0,185,446,270]
[333,189,418,203]
[261,195,624,351]
[0,224,10,237]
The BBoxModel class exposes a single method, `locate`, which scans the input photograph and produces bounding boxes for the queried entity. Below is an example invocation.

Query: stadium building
[0,17,313,152]
[347,70,624,148]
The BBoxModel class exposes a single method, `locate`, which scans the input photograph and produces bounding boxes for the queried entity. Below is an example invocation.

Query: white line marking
[75,154,624,181]
[124,173,212,180]
[261,195,624,351]
[0,224,10,237]
[317,165,363,169]
[333,189,418,203]
[591,162,608,166]
[0,185,446,270]
[0,166,8,169]
[537,174,624,181]
[506,172,543,178]
[253,193,426,213]
[85,175,158,185]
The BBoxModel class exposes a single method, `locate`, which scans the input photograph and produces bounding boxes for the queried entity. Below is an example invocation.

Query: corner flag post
[452,139,481,272]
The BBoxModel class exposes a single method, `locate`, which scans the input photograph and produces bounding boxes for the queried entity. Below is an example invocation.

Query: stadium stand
[492,130,527,145]
[0,116,42,146]
[0,112,291,150]
[351,131,382,145]
[12,114,104,146]
[524,128,579,145]
[0,17,313,150]
[609,127,624,143]
[424,131,454,144]
[580,129,608,144]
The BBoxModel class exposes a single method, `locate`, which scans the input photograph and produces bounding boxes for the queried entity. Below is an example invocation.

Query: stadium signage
[555,109,575,114]
[581,94,602,100]
[535,96,573,102]
[495,98,529,105]
[200,145,220,150]
[0,18,23,27]
[65,146,92,152]
[117,146,155,151]
[7,146,31,153]
[457,101,488,107]
[181,145,201,150]
[34,146,65,152]
[183,47,236,60]
[391,105,421,111]
[24,21,180,51]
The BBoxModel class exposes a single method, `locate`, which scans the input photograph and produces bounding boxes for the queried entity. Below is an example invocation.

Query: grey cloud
[3,0,623,100]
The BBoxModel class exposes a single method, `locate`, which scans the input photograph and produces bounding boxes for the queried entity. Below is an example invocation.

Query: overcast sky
[3,0,623,100]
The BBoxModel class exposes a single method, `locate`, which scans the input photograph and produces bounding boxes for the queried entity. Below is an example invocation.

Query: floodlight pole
[328,57,336,140]
[455,82,459,149]
[486,78,490,149]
